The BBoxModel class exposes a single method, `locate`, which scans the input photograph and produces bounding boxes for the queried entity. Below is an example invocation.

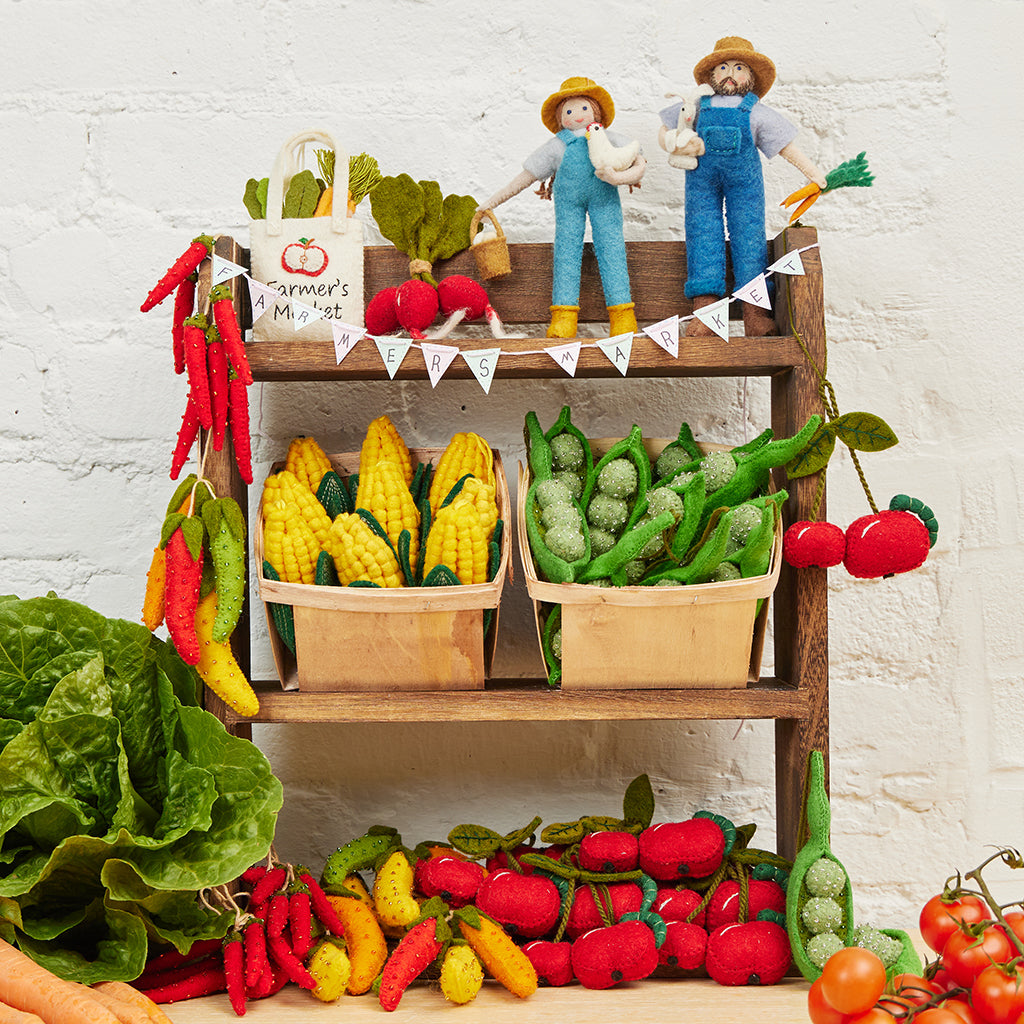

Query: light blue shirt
[523,126,637,179]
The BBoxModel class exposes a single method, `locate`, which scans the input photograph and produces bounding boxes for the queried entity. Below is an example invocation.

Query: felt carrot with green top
[141,234,215,312]
[209,283,253,386]
[781,152,874,224]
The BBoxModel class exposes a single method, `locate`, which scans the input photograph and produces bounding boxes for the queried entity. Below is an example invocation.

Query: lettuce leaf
[0,595,282,982]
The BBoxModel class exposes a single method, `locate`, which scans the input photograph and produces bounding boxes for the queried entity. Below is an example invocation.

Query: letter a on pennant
[546,341,581,377]
[693,297,731,341]
[596,333,633,376]
[245,276,281,324]
[643,315,680,358]
[420,343,460,388]
[462,348,501,394]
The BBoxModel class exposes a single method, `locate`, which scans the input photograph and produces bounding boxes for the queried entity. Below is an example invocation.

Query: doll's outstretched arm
[779,142,828,189]
[594,153,647,187]
[478,169,538,212]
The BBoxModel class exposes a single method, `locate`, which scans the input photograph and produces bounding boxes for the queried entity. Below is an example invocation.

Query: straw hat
[692,36,776,97]
[541,76,615,133]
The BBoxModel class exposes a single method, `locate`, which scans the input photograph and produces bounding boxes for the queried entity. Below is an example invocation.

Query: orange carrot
[91,983,174,1024]
[0,1000,45,1024]
[0,937,120,1024]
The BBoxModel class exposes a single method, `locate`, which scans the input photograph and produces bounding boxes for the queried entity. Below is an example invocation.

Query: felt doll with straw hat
[658,36,826,337]
[480,75,646,339]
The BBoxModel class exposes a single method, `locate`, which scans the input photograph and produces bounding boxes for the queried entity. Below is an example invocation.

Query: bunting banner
[229,243,817,385]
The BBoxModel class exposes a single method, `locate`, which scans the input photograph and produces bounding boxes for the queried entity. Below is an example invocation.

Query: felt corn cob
[422,497,490,585]
[262,498,320,585]
[428,432,494,513]
[359,414,413,486]
[780,151,874,224]
[284,435,334,494]
[453,474,499,542]
[261,469,333,548]
[323,512,404,588]
[354,456,420,573]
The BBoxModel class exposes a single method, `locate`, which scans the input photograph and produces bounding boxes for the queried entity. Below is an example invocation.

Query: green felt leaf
[540,820,586,846]
[369,174,425,256]
[831,411,899,453]
[283,169,320,218]
[502,815,542,851]
[623,773,655,829]
[431,192,479,262]
[416,180,444,262]
[786,422,836,478]
[447,823,503,858]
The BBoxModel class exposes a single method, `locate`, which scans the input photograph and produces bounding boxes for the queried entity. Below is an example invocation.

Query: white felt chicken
[661,84,713,170]
[585,122,641,175]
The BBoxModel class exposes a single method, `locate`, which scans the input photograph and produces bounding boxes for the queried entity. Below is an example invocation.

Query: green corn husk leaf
[422,564,461,587]
[314,550,339,587]
[316,470,352,519]
[830,411,898,453]
[261,560,295,652]
[397,530,416,587]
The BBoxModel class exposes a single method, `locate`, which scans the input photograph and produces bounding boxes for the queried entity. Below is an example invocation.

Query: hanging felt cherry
[705,919,792,986]
[842,494,937,579]
[783,520,846,568]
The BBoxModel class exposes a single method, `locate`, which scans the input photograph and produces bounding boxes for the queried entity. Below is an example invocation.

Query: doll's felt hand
[661,128,680,153]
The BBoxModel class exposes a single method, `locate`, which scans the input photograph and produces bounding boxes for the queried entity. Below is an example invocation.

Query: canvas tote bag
[249,129,365,341]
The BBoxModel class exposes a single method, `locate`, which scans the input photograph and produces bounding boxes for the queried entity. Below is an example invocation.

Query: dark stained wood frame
[198,226,828,861]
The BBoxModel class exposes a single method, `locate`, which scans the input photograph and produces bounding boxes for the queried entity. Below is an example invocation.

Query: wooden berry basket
[256,448,510,692]
[517,439,782,690]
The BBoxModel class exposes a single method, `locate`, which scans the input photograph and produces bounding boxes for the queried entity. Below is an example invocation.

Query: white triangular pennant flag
[643,315,679,358]
[546,341,581,377]
[245,276,280,325]
[693,297,731,341]
[291,299,327,332]
[373,337,412,379]
[767,250,805,276]
[332,322,366,365]
[733,273,772,310]
[596,333,633,376]
[461,348,501,394]
[211,254,247,284]
[420,343,460,388]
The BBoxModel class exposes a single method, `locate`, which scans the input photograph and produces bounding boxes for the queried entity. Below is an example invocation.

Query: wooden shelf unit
[199,226,829,862]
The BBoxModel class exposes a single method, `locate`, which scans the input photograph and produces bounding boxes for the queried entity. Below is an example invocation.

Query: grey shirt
[658,95,797,159]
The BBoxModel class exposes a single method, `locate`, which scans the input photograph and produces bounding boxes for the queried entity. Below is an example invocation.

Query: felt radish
[843,494,937,579]
[395,279,439,338]
[783,520,846,568]
[437,275,489,321]
[365,286,400,335]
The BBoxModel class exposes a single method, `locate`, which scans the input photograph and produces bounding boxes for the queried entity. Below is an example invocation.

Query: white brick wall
[2,0,1021,925]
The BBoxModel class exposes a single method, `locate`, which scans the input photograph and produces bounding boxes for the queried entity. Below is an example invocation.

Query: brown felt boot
[741,301,778,337]
[685,294,720,337]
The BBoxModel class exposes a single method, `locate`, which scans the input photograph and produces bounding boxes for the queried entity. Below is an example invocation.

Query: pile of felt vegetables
[139,234,255,485]
[259,419,504,652]
[140,472,259,717]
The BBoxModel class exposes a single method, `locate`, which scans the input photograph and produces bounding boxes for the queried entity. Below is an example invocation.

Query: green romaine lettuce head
[0,594,283,983]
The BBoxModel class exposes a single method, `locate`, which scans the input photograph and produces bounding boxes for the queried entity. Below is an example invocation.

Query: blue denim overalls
[551,129,631,307]
[684,92,768,299]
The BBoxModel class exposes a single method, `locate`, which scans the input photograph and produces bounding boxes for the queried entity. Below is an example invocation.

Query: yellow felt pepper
[372,850,420,930]
[439,943,484,1004]
[193,591,259,716]
[306,938,351,1002]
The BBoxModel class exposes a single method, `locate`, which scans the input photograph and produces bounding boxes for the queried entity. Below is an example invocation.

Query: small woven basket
[469,208,511,280]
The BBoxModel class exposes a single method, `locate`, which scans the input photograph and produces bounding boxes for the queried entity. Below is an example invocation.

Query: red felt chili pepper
[169,395,201,481]
[246,961,272,1000]
[267,933,316,990]
[250,865,287,908]
[182,314,212,431]
[241,865,268,886]
[143,938,223,975]
[243,920,269,989]
[143,962,228,1004]
[163,526,203,665]
[141,234,215,312]
[288,890,314,960]
[222,935,247,1017]
[209,283,253,386]
[297,871,346,937]
[227,373,253,484]
[378,915,442,1012]
[266,893,289,939]
[206,326,229,452]
[135,953,221,990]
[171,273,197,374]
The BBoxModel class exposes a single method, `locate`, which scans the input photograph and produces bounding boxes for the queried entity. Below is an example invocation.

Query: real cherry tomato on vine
[943,924,1014,988]
[916,1009,977,1024]
[846,1009,894,1024]
[999,910,1024,947]
[808,976,853,1024]
[891,972,944,1005]
[820,947,889,1016]
[921,894,990,954]
[943,997,985,1024]
[971,962,1024,1024]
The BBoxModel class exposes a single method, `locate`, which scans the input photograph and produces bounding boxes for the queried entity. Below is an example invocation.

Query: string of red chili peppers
[140,234,254,485]
[131,853,346,1015]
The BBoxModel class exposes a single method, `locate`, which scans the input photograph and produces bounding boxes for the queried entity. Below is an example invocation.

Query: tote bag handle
[265,128,350,237]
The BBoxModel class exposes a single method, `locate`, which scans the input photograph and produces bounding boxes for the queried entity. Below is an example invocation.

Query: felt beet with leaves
[570,921,660,990]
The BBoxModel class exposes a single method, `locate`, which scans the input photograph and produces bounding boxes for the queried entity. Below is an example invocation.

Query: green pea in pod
[523,476,592,584]
[581,424,651,540]
[544,405,595,498]
[540,603,562,688]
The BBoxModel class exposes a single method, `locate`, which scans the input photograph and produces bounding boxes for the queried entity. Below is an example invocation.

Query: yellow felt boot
[546,305,579,339]
[607,302,637,335]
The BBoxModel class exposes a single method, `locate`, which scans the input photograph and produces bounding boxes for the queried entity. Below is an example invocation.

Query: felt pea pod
[540,603,562,688]
[523,477,592,583]
[653,422,703,482]
[641,507,735,586]
[577,509,675,584]
[524,410,555,481]
[544,405,594,498]
[666,471,708,560]
[582,424,651,530]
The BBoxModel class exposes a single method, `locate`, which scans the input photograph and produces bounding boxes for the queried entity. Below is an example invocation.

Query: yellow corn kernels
[284,435,333,494]
[422,498,490,585]
[323,513,405,588]
[358,414,413,486]
[261,469,333,548]
[354,457,420,574]
[456,475,499,543]
[428,432,495,513]
[262,498,320,585]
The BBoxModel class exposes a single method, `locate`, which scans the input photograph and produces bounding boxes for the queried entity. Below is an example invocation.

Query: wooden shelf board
[245,333,805,382]
[221,677,807,727]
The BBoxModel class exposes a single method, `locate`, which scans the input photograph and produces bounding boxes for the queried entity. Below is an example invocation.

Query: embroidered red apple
[842,495,937,579]
[281,237,329,277]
